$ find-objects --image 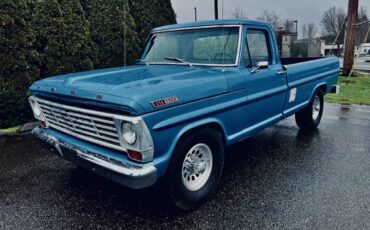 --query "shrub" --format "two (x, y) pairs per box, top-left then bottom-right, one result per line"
(82, 0), (141, 68)
(0, 0), (177, 128)
(0, 0), (40, 92)
(0, 89), (33, 128)
(33, 0), (96, 77)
